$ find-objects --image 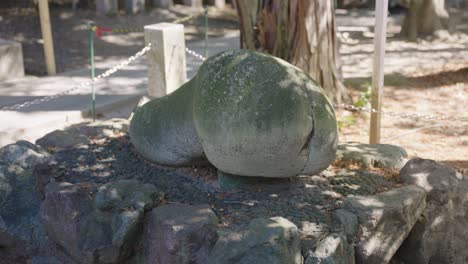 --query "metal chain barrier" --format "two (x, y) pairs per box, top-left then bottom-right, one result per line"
(0, 43), (152, 111)
(184, 48), (467, 123)
(185, 47), (207, 61)
(92, 11), (205, 36)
